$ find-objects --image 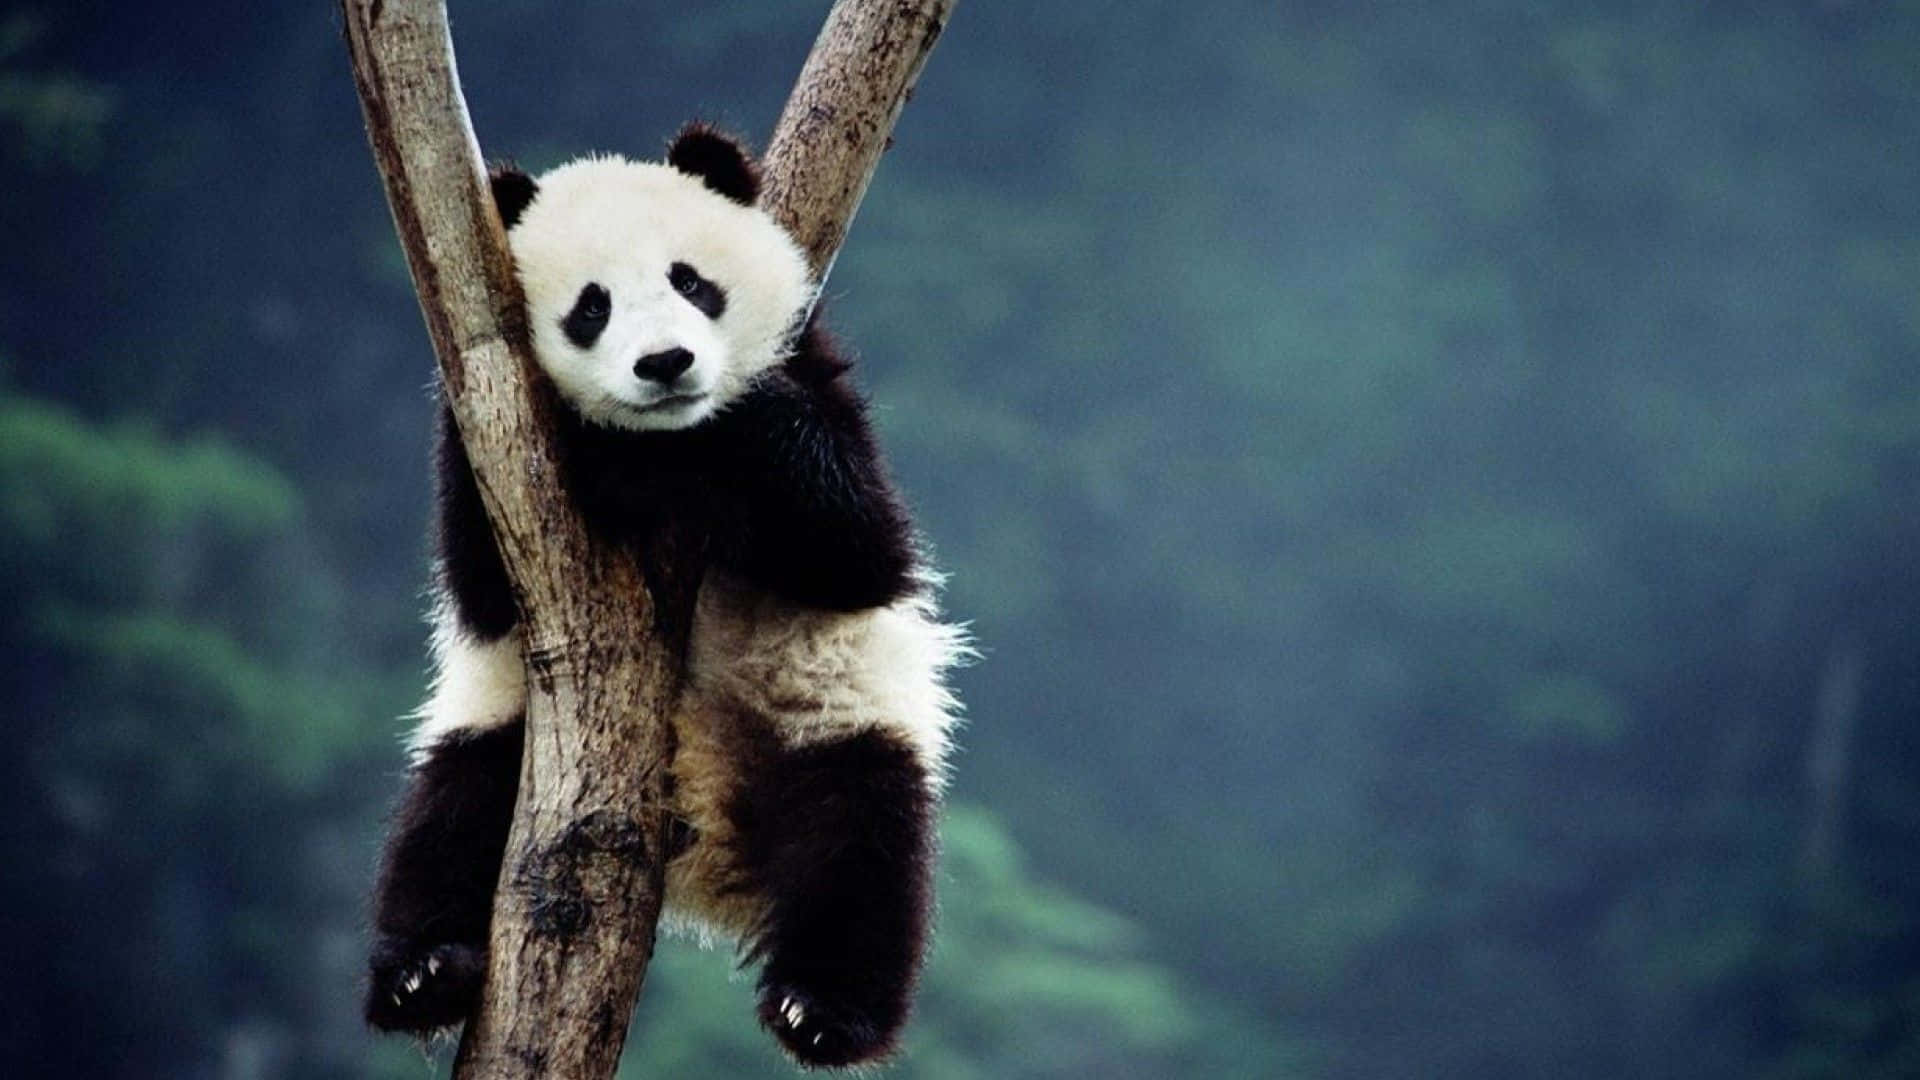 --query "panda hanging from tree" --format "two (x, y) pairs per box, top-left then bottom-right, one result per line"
(365, 123), (966, 1069)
